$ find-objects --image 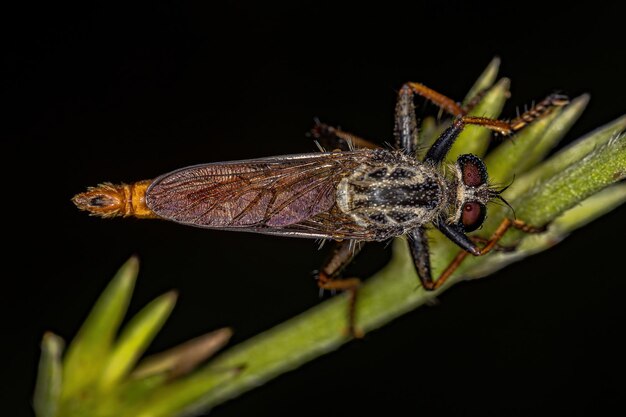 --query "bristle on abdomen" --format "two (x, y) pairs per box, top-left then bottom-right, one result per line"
(72, 180), (157, 218)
